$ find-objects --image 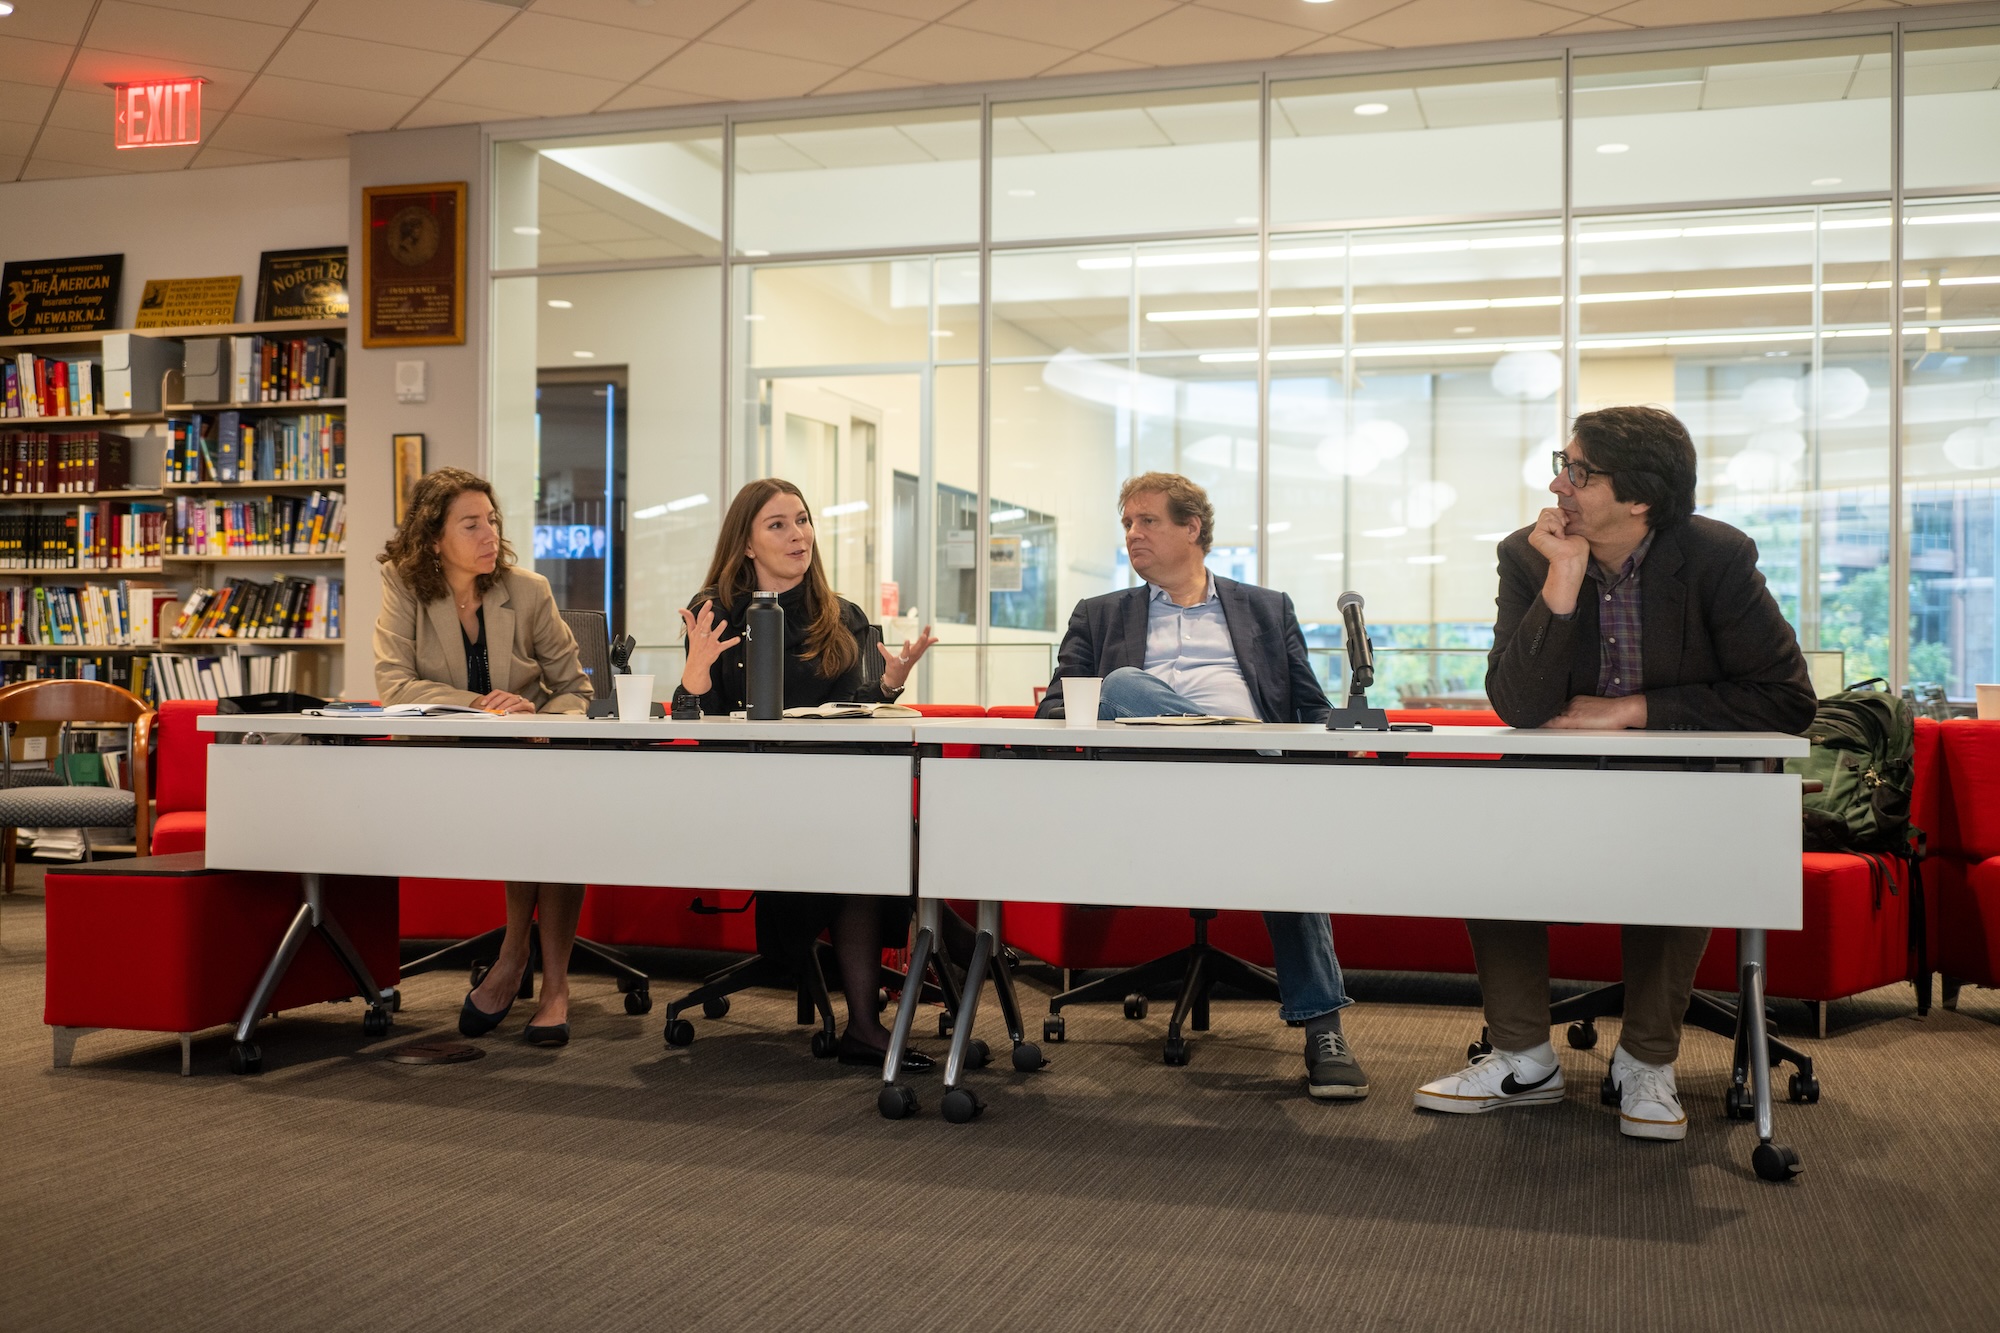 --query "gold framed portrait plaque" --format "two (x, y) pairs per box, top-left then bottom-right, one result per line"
(393, 434), (426, 525)
(362, 182), (466, 348)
